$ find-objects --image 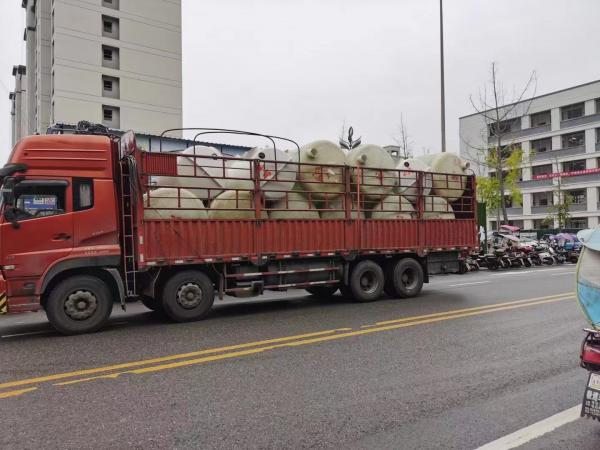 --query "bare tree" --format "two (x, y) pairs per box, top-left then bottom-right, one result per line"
(392, 113), (413, 159)
(463, 62), (537, 227)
